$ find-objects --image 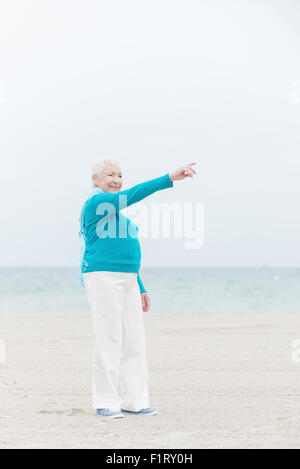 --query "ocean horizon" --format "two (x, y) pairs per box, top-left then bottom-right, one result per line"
(0, 266), (299, 315)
